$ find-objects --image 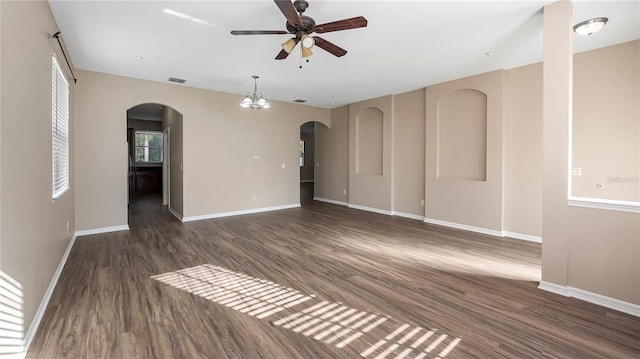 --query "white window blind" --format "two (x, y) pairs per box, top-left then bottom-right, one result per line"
(52, 56), (69, 199)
